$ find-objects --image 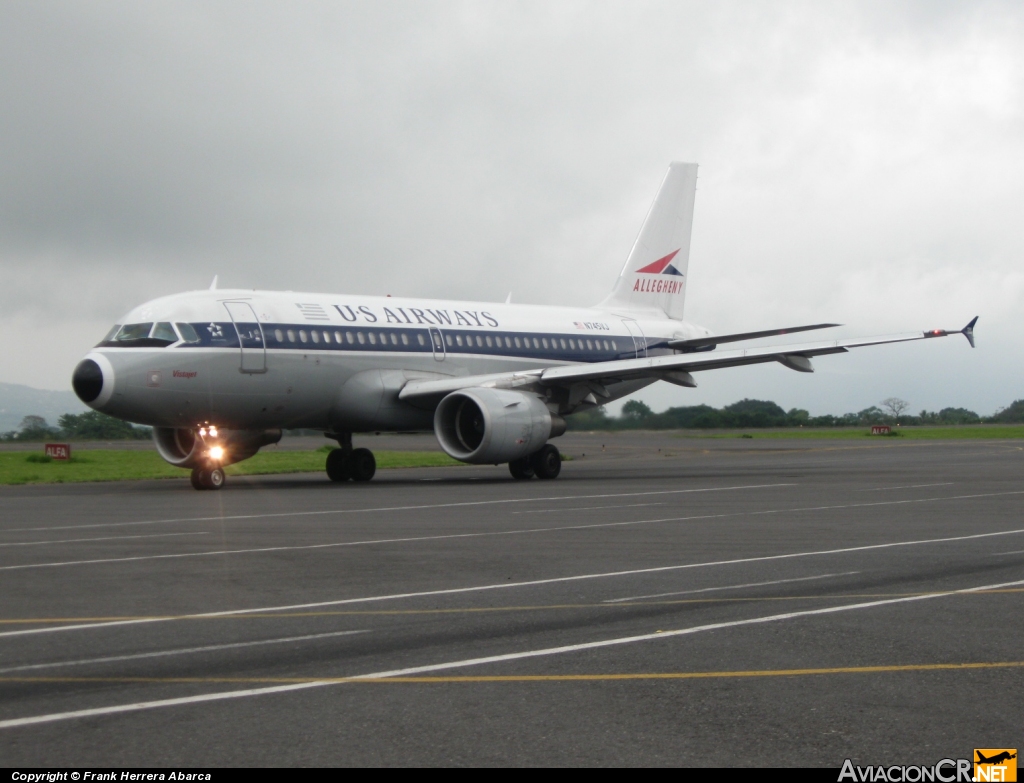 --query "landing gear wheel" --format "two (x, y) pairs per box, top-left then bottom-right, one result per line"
(203, 467), (226, 490)
(326, 449), (352, 482)
(508, 457), (535, 480)
(190, 468), (207, 490)
(530, 444), (561, 480)
(349, 448), (376, 482)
